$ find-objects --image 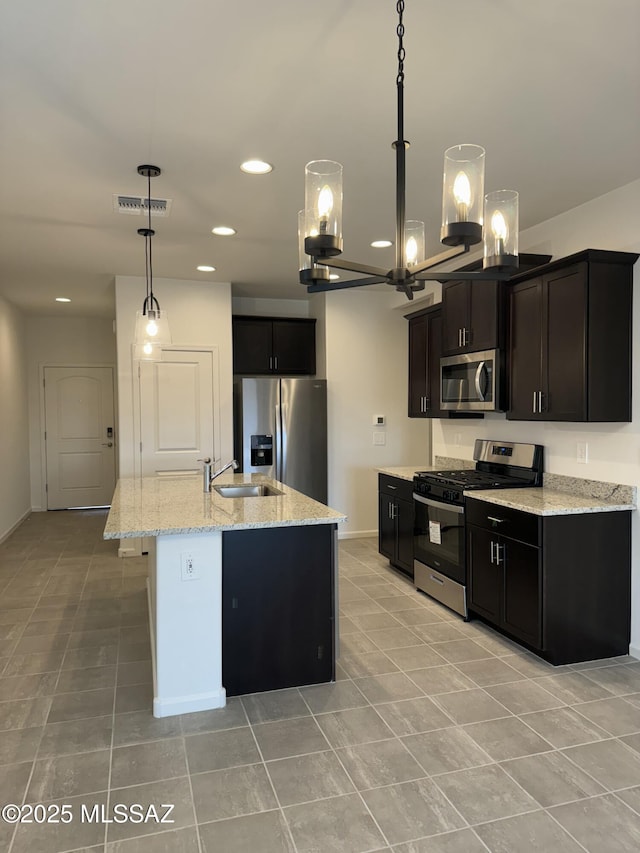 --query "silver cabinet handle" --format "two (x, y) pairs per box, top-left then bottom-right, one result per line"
(463, 328), (469, 346)
(413, 493), (465, 514)
(429, 574), (445, 585)
(538, 390), (543, 413)
(274, 356), (278, 370)
(487, 516), (505, 524)
(424, 395), (429, 411)
(387, 485), (397, 490)
(269, 356), (273, 370)
(532, 391), (537, 413)
(458, 328), (462, 348)
(490, 541), (496, 564)
(495, 543), (504, 566)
